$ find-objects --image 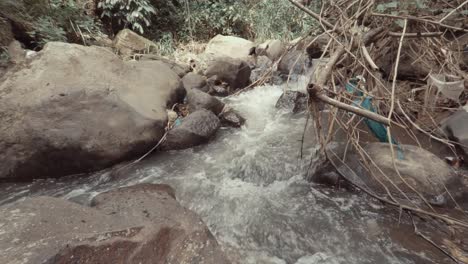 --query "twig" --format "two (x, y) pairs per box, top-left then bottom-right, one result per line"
(361, 46), (379, 70)
(286, 0), (340, 33)
(314, 92), (393, 126)
(410, 213), (462, 264)
(388, 31), (444, 38)
(396, 100), (454, 147)
(371, 12), (468, 32)
(439, 0), (468, 23)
